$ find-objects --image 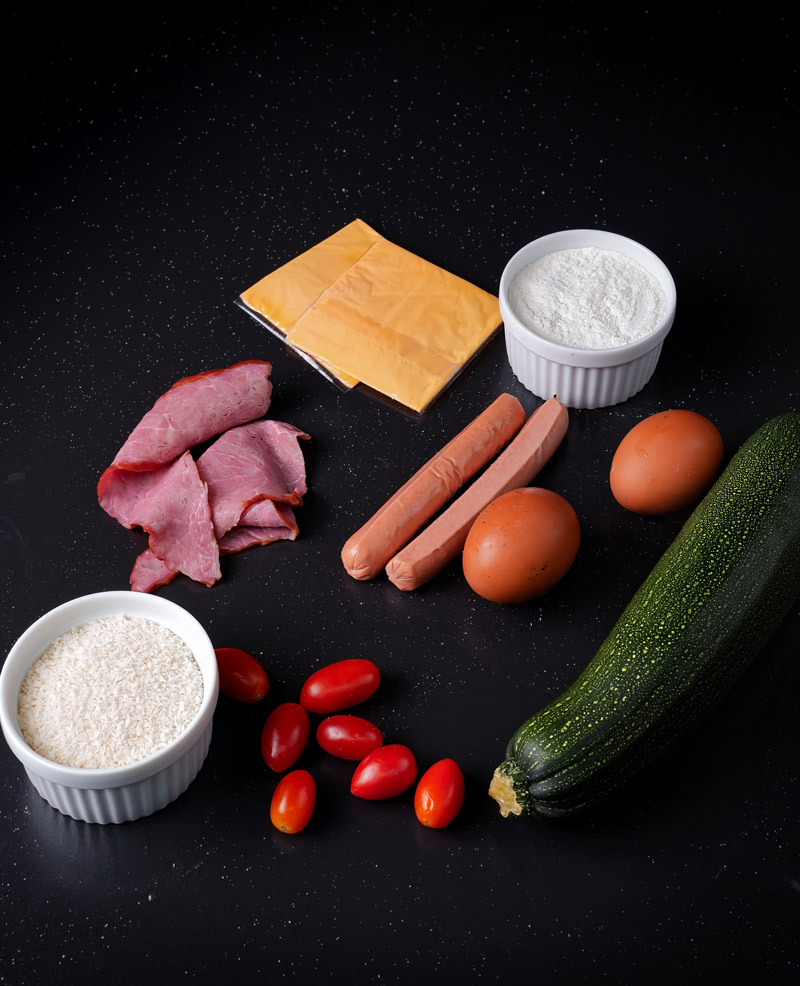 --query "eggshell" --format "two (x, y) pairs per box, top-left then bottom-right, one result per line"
(462, 487), (580, 604)
(610, 409), (723, 515)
